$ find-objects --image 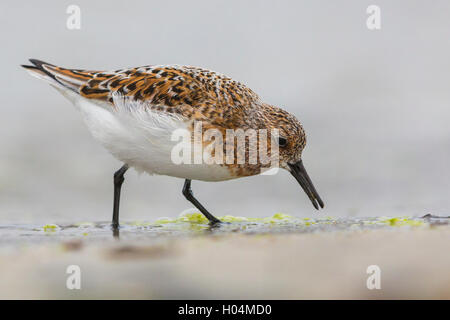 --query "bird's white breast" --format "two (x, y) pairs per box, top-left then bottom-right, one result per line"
(69, 93), (233, 182)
